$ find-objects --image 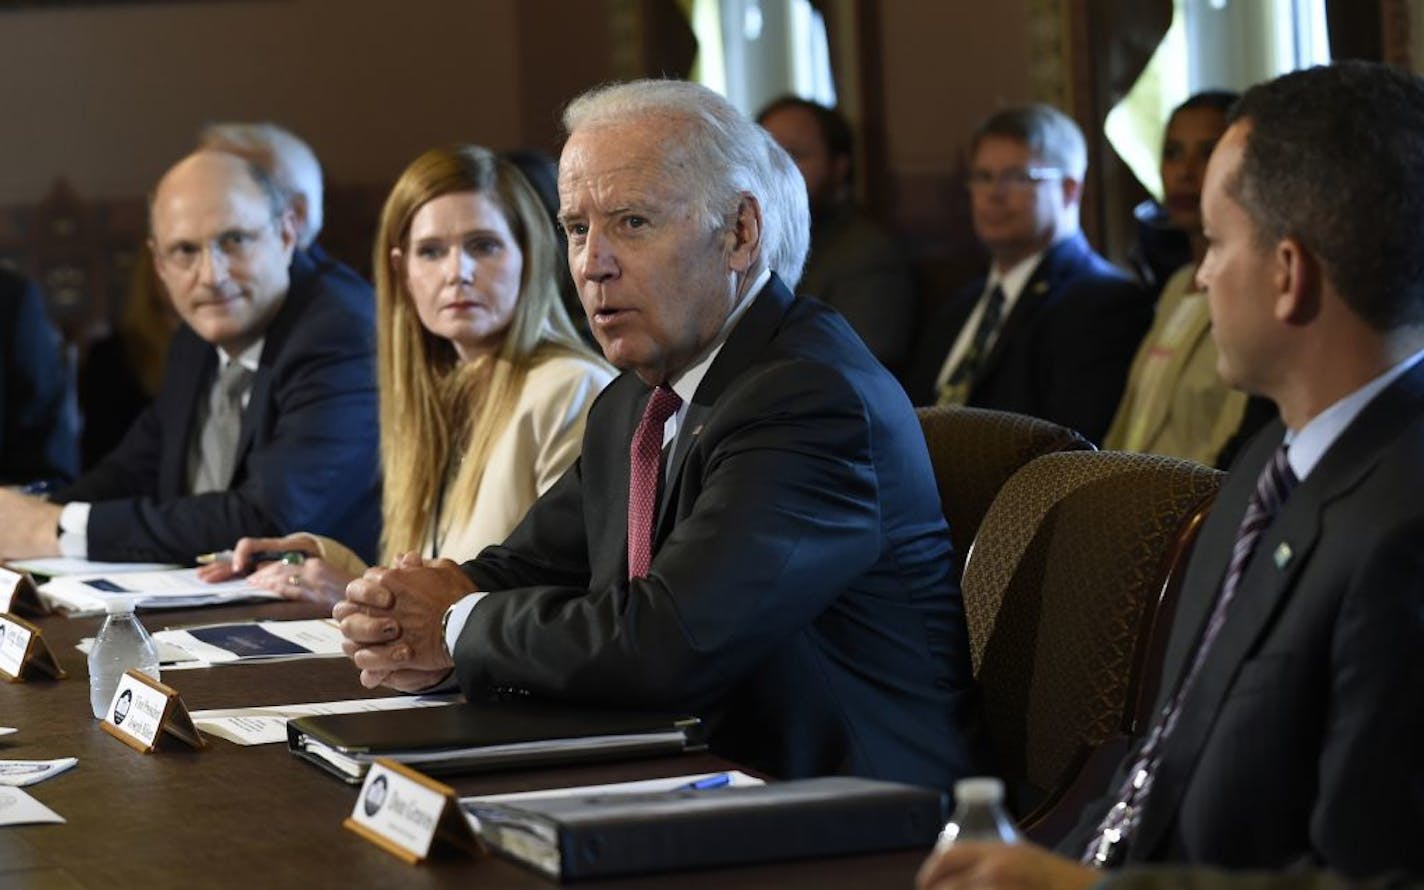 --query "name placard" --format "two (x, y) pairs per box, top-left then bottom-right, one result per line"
(0, 568), (47, 617)
(100, 670), (206, 754)
(0, 613), (65, 682)
(344, 758), (483, 864)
